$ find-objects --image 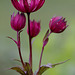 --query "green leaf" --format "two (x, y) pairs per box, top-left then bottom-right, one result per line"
(35, 59), (70, 75)
(10, 62), (33, 75)
(24, 62), (33, 75)
(10, 66), (25, 75)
